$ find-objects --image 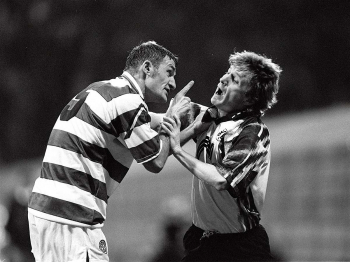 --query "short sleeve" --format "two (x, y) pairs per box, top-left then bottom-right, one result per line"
(214, 124), (269, 197)
(111, 94), (161, 163)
